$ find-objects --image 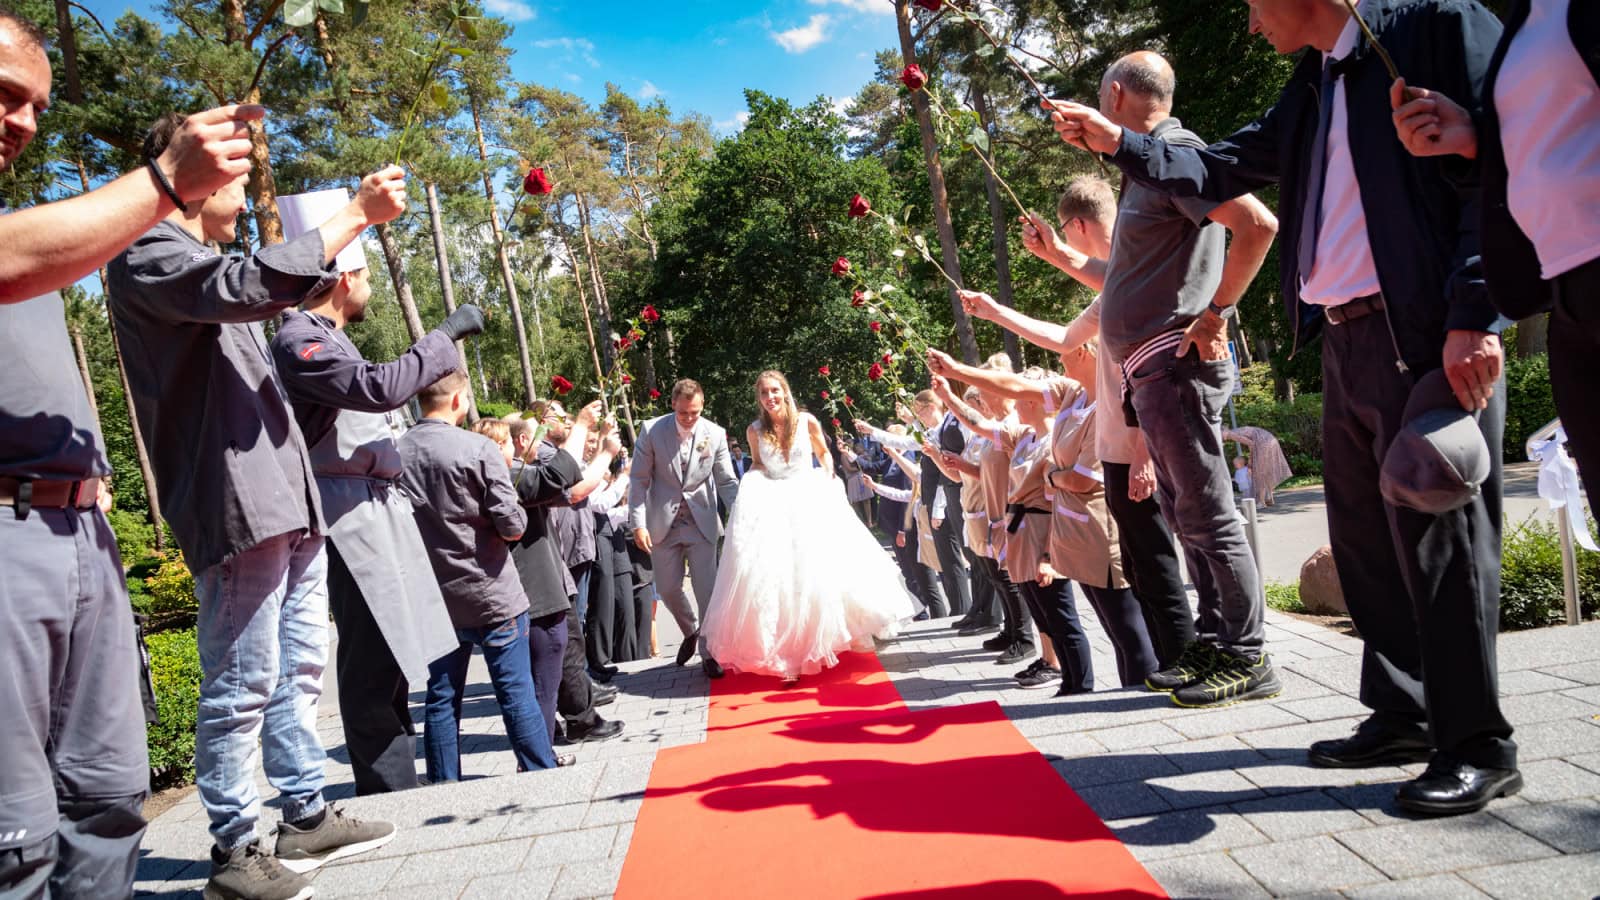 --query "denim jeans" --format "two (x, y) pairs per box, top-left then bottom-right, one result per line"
(425, 613), (557, 782)
(193, 531), (329, 852)
(1127, 345), (1264, 656)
